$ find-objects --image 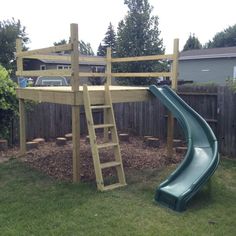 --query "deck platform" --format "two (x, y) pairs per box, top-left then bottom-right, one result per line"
(16, 86), (151, 105)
